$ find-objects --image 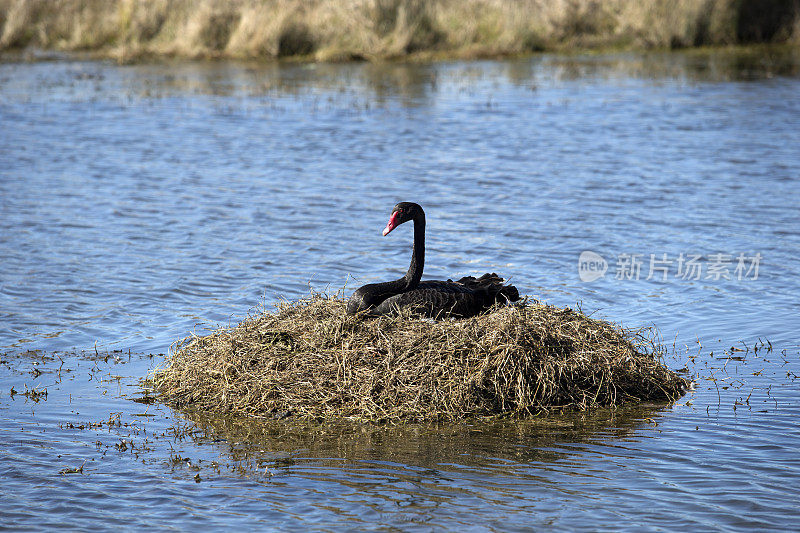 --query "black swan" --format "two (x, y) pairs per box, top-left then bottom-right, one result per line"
(346, 202), (520, 318)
